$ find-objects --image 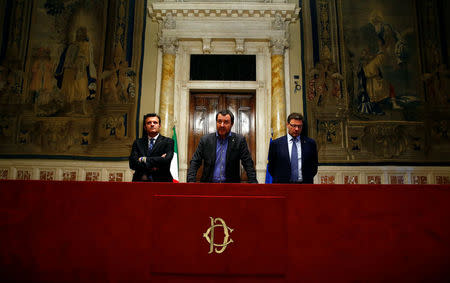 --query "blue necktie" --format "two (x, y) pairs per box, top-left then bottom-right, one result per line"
(149, 138), (155, 152)
(291, 138), (299, 182)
